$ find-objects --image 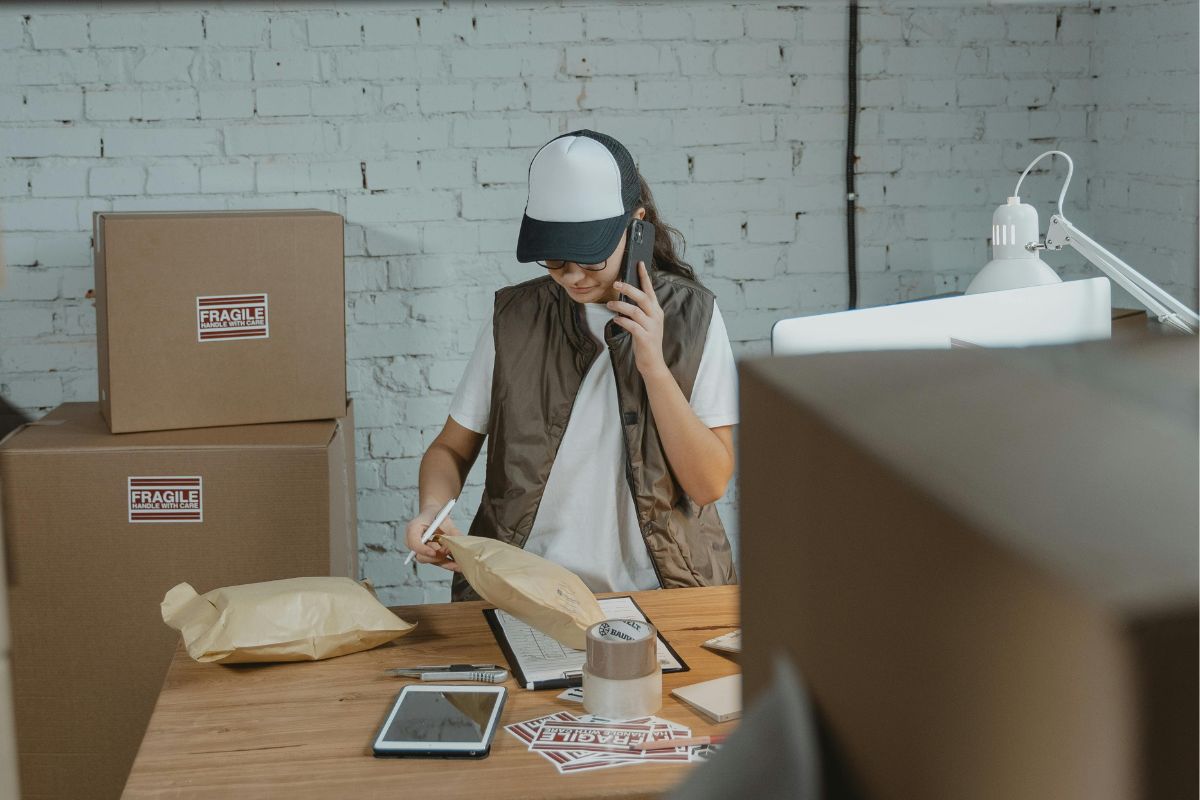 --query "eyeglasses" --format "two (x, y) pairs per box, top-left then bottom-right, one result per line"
(536, 258), (609, 271)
